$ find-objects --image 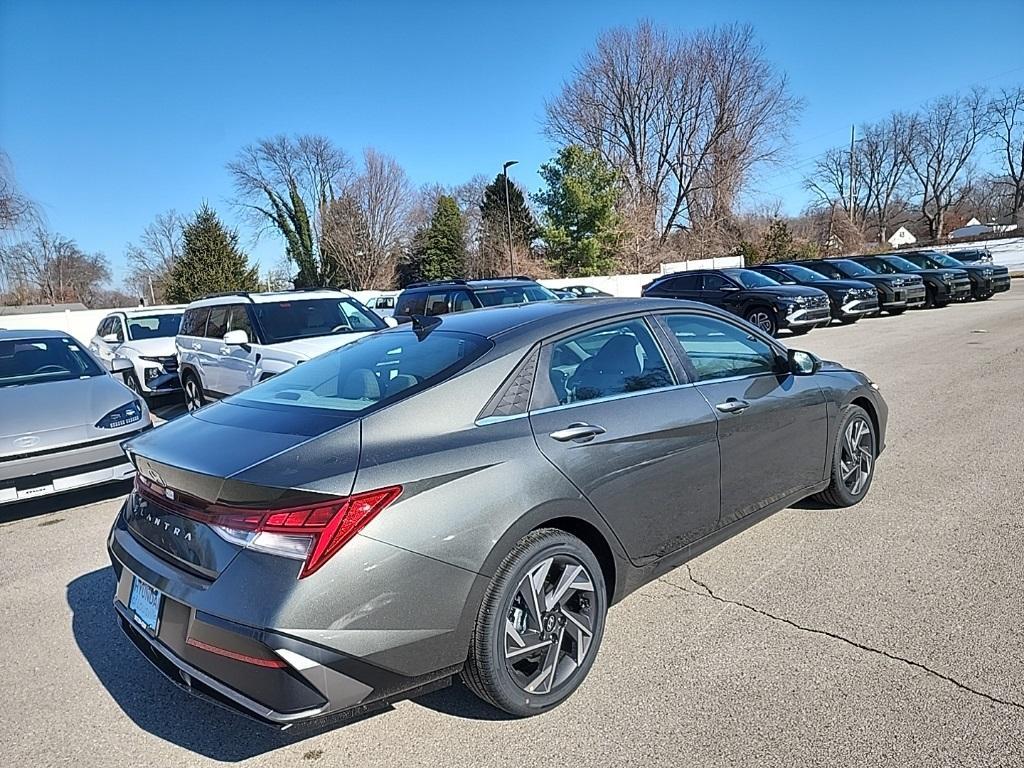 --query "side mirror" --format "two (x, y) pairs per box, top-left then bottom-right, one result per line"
(110, 357), (134, 374)
(788, 349), (821, 376)
(223, 329), (249, 346)
(102, 333), (120, 344)
(383, 316), (399, 328)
